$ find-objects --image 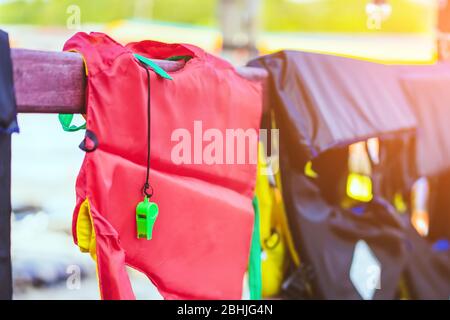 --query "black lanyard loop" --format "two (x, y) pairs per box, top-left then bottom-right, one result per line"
(141, 65), (153, 199)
